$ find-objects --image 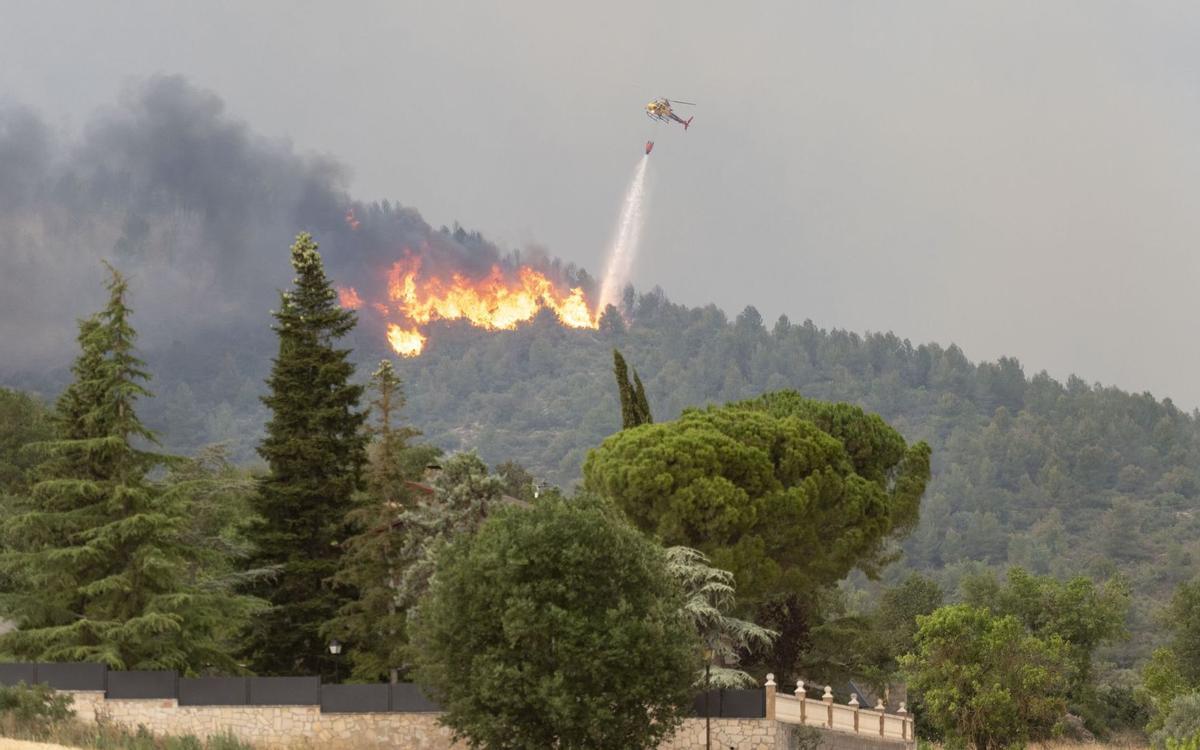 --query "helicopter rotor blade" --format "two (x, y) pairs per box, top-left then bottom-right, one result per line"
(669, 99), (696, 106)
